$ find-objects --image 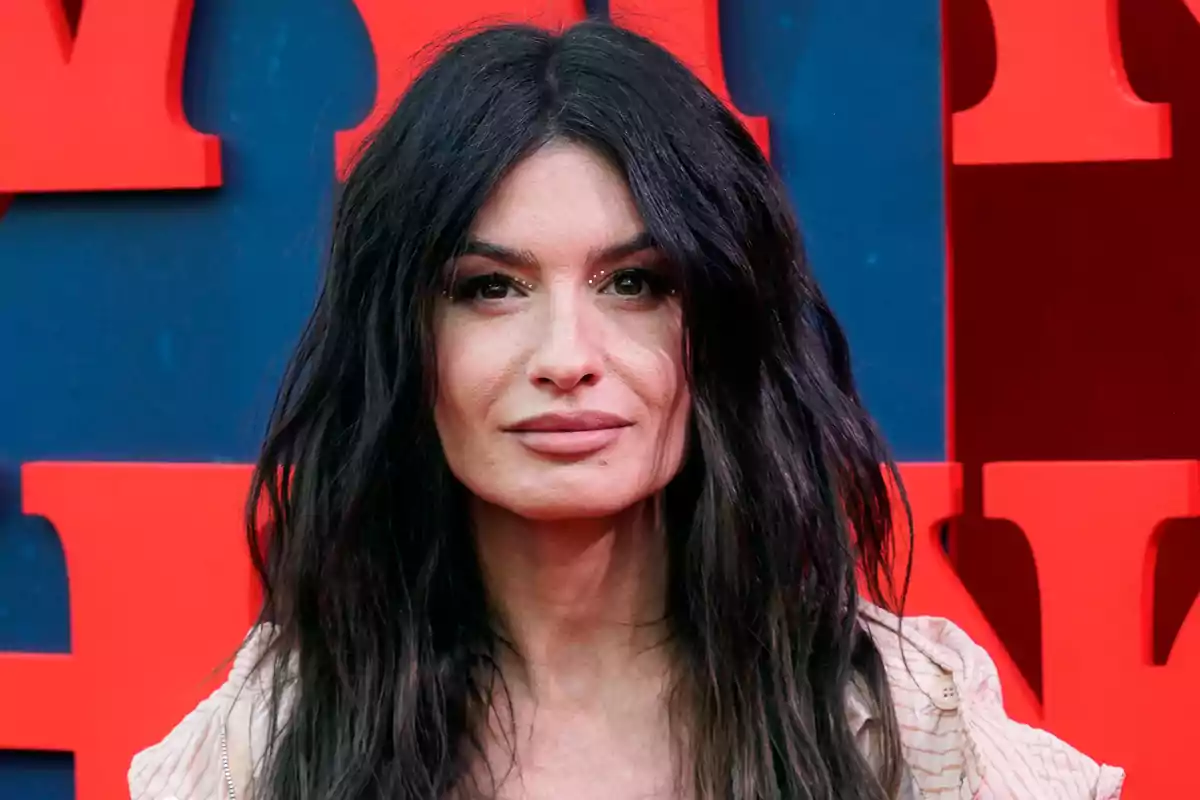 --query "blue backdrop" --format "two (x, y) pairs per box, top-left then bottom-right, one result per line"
(0, 1), (944, 795)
